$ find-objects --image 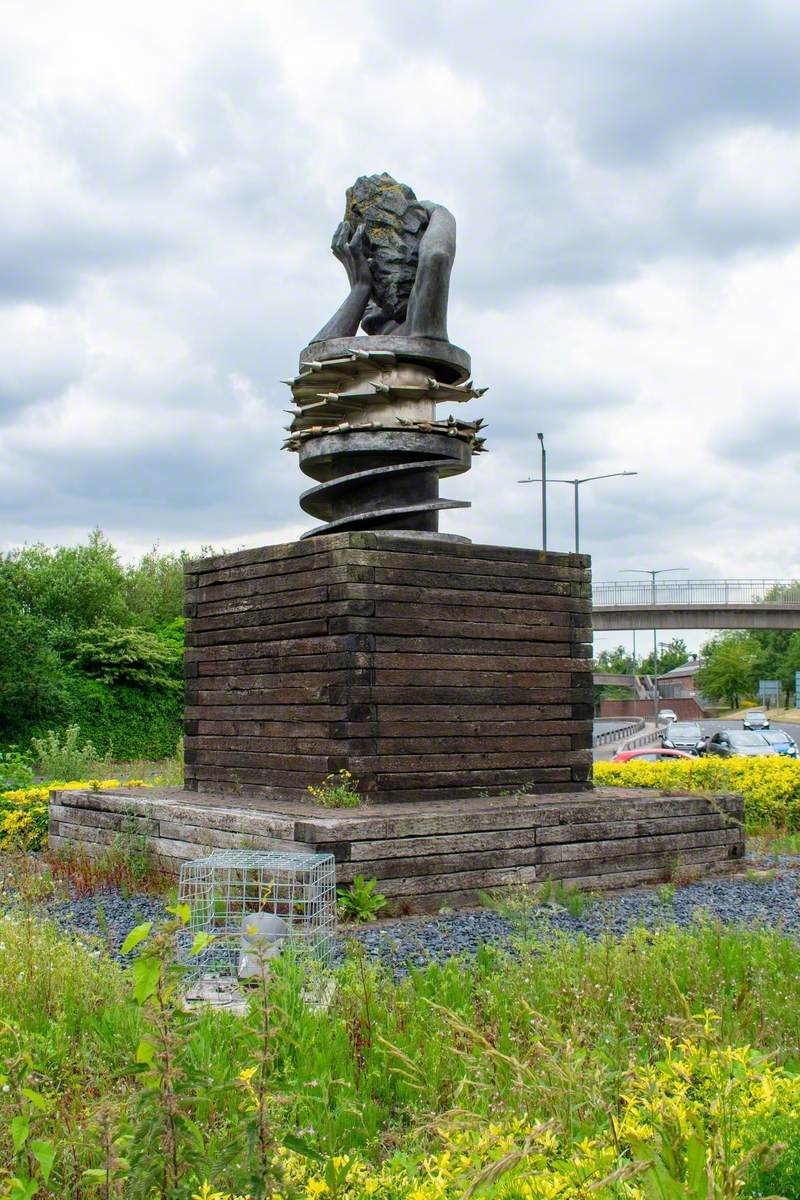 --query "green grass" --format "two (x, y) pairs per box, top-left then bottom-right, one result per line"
(483, 877), (597, 924)
(749, 828), (800, 857)
(96, 740), (184, 786)
(3, 909), (800, 1197)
